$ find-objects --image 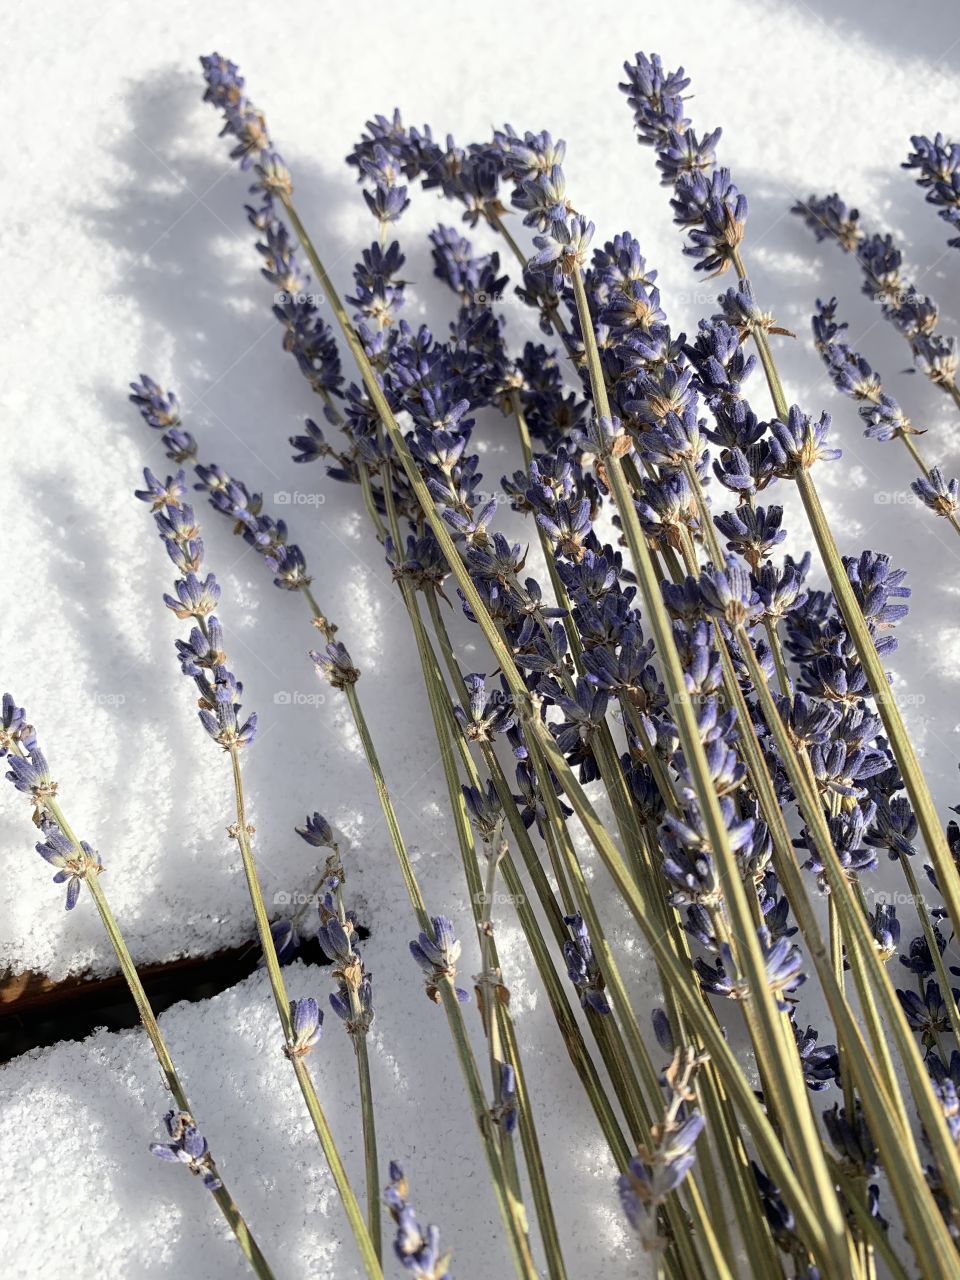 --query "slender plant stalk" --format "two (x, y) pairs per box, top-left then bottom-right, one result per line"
(277, 192), (865, 1275)
(226, 747), (384, 1279)
(733, 639), (960, 1278)
(333, 870), (382, 1259)
(334, 685), (538, 1279)
(567, 266), (859, 1279)
(732, 246), (960, 950)
(19, 773), (276, 1279)
(391, 554), (558, 1276)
